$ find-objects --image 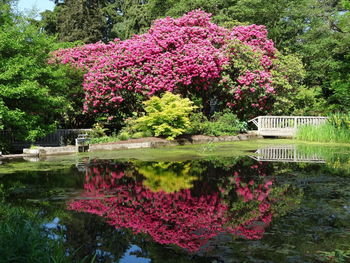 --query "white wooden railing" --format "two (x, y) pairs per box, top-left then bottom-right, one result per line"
(250, 145), (325, 163)
(248, 116), (327, 136)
